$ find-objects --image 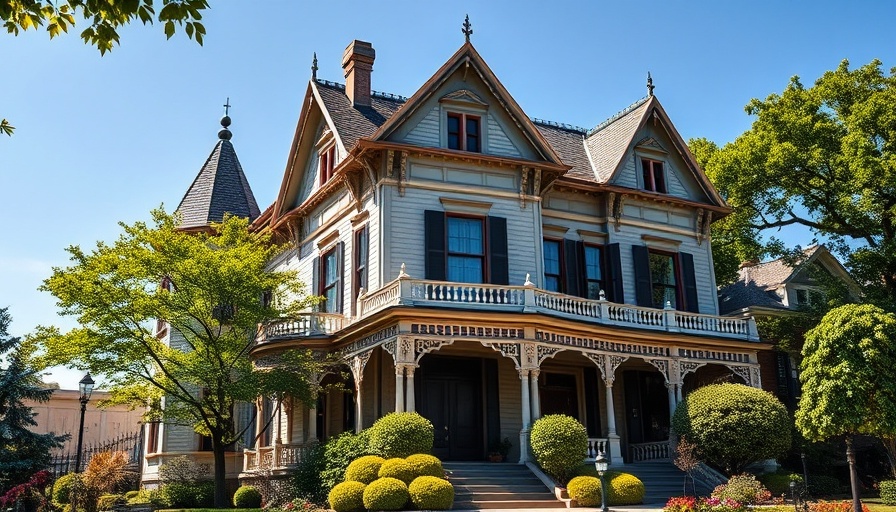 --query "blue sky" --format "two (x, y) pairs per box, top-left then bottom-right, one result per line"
(1, 0), (892, 389)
